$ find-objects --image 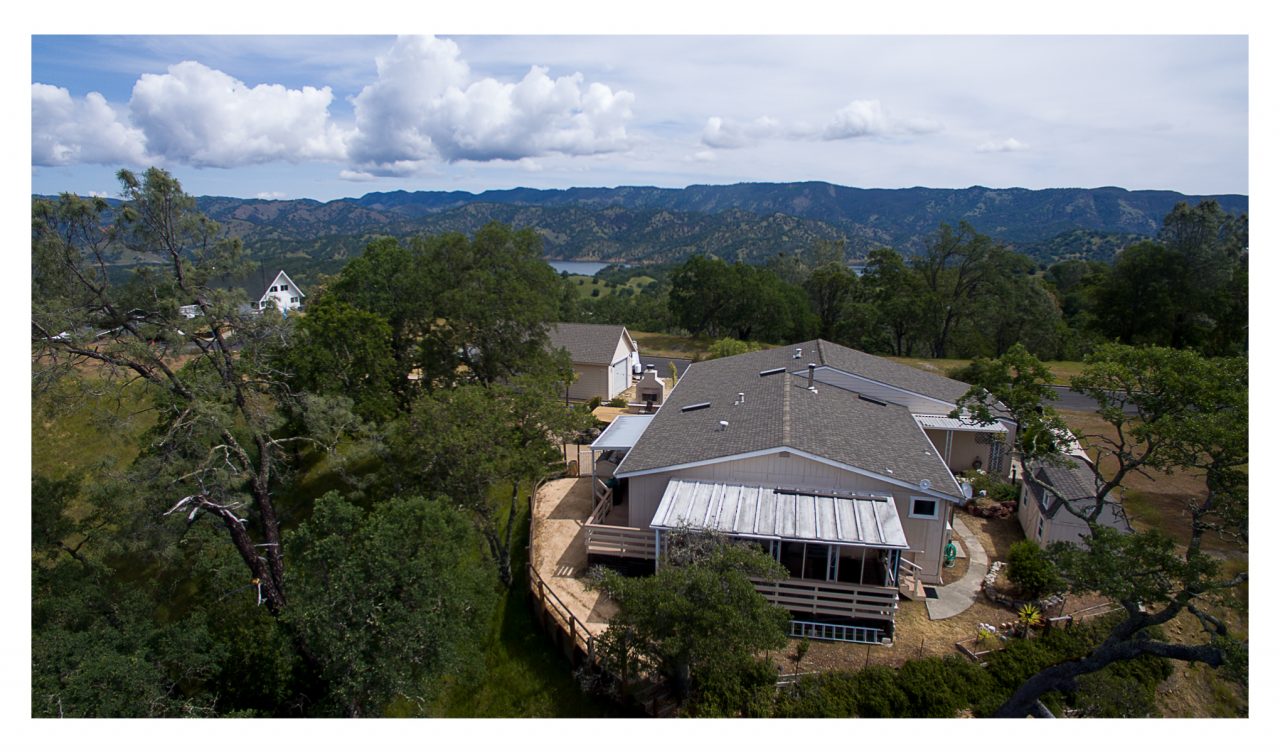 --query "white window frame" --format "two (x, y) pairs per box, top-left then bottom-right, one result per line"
(909, 496), (940, 520)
